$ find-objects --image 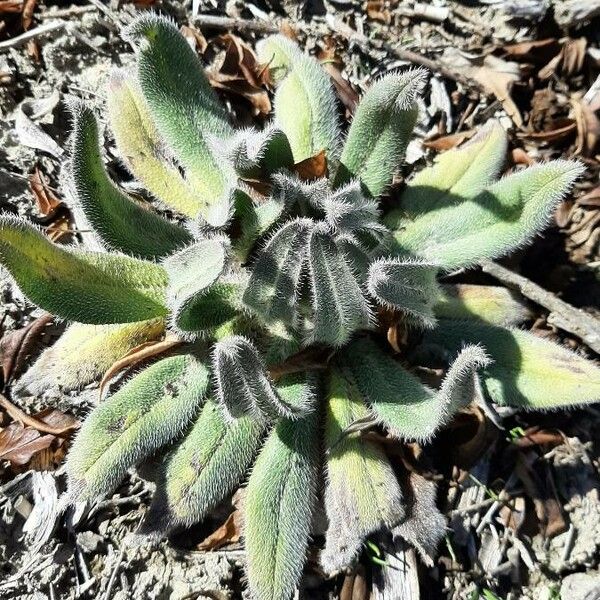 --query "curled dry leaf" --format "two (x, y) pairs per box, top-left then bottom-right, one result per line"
(539, 38), (587, 80)
(0, 423), (54, 467)
(0, 313), (52, 385)
(29, 166), (63, 218)
(422, 129), (476, 152)
(197, 509), (242, 550)
(208, 33), (271, 116)
(180, 24), (207, 55)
